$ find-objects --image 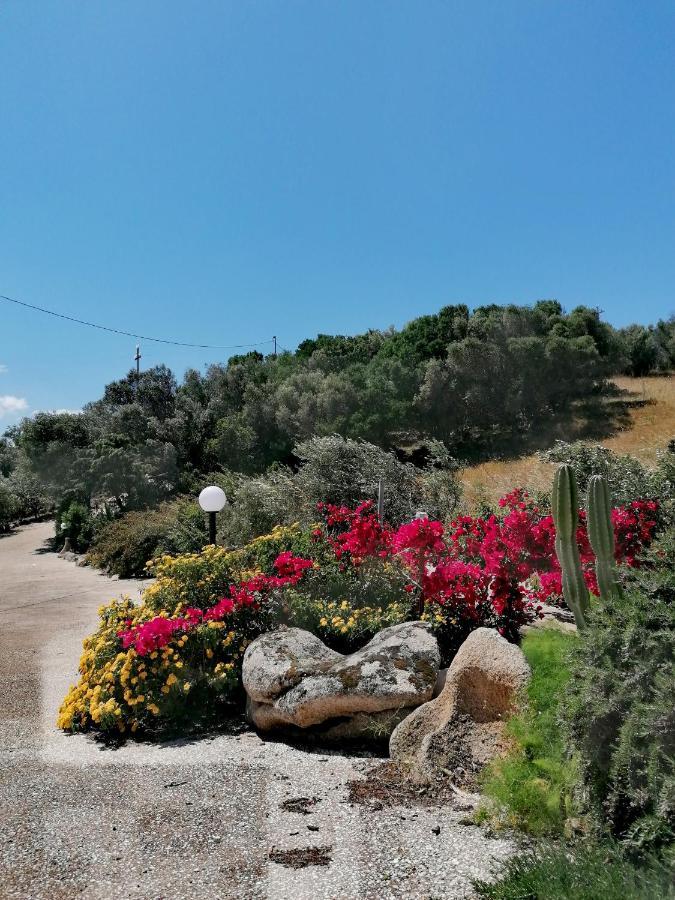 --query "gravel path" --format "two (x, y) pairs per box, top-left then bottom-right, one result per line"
(0, 522), (515, 899)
